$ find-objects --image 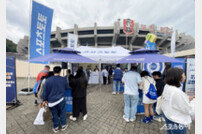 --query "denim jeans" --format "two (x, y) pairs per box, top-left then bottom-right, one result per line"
(113, 80), (121, 93)
(49, 99), (66, 129)
(124, 94), (139, 120)
(163, 113), (187, 134)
